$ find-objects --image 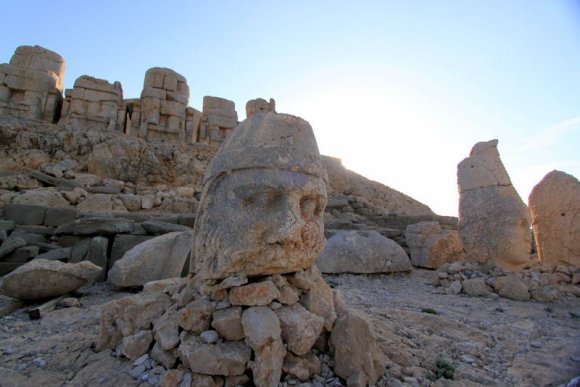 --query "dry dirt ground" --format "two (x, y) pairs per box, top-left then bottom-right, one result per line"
(0, 269), (579, 387)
